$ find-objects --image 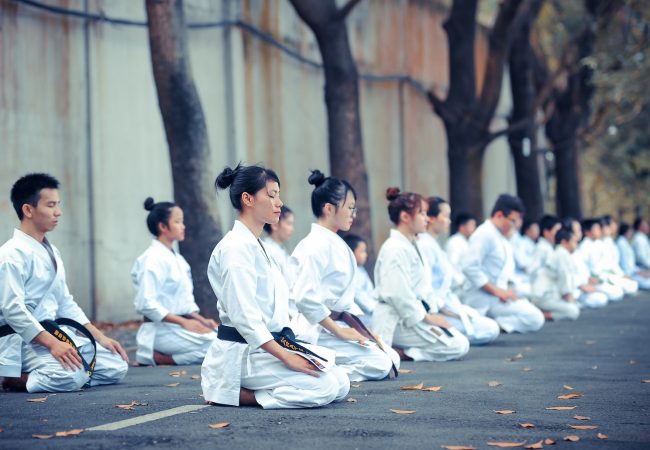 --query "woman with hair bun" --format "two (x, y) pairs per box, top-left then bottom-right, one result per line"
(131, 198), (218, 366)
(202, 164), (350, 409)
(290, 170), (399, 382)
(373, 188), (470, 362)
